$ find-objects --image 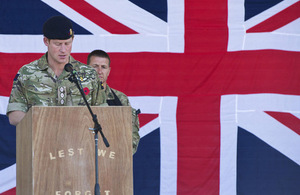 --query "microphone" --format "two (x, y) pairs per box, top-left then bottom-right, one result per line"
(64, 63), (77, 75)
(64, 63), (80, 84)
